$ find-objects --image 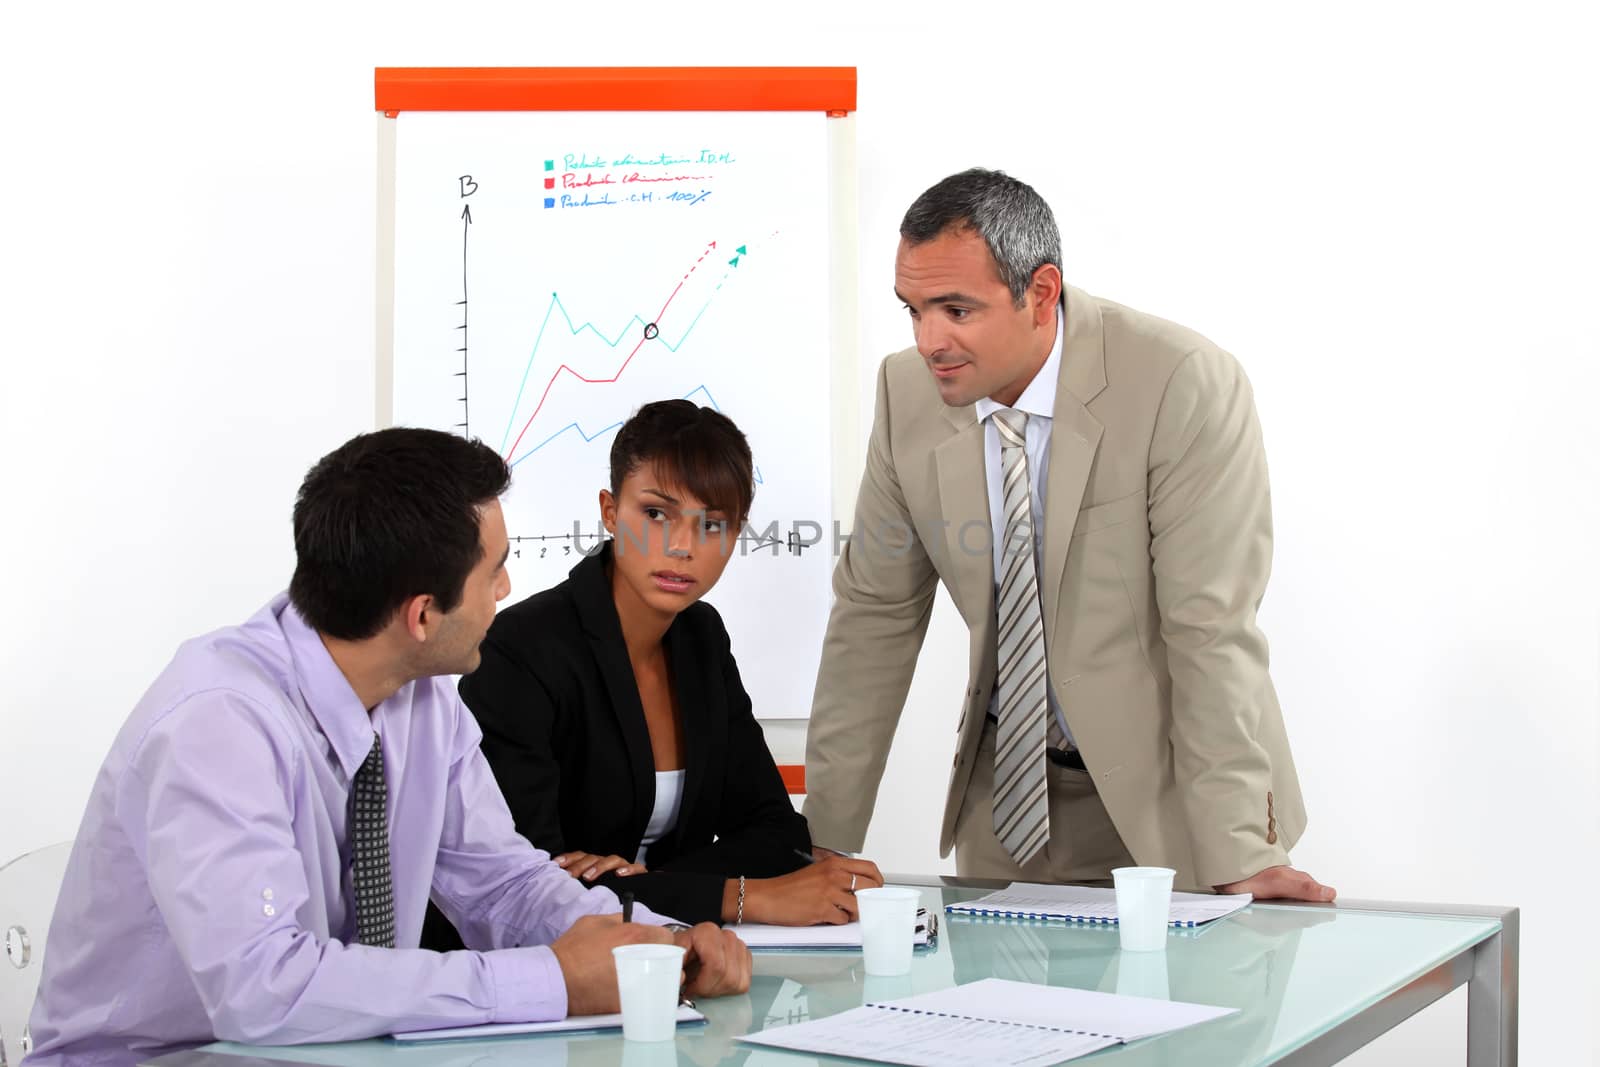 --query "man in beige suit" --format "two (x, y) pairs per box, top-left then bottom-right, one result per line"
(804, 169), (1333, 900)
